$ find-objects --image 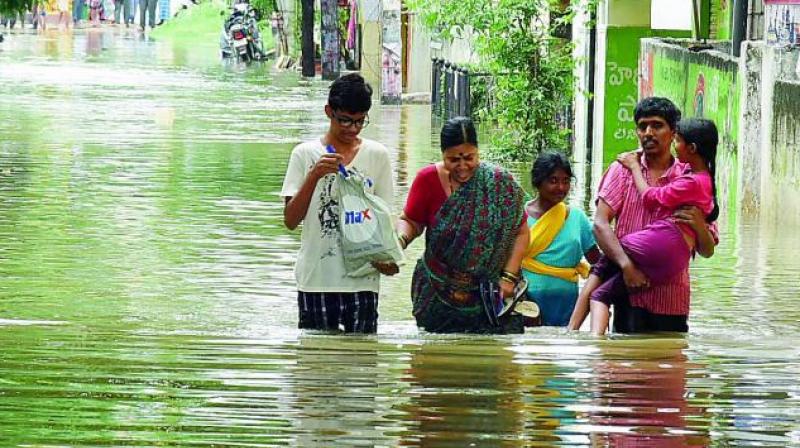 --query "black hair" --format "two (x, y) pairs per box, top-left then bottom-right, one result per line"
(440, 116), (478, 151)
(328, 73), (373, 113)
(634, 97), (682, 130)
(531, 151), (573, 188)
(676, 118), (720, 223)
